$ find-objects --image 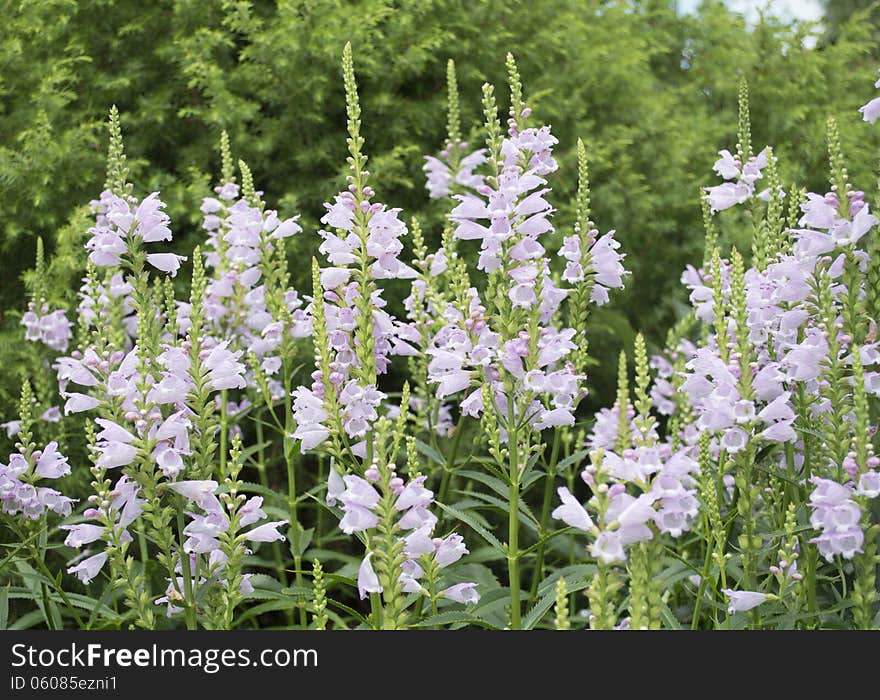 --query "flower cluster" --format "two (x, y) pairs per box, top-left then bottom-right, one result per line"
(191, 181), (309, 397)
(86, 190), (186, 276)
(0, 441), (73, 520)
(293, 190), (420, 453)
(423, 145), (486, 199)
(21, 303), (72, 353)
(704, 147), (770, 213)
(554, 444), (700, 563)
(327, 467), (479, 604)
(64, 474), (143, 583)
